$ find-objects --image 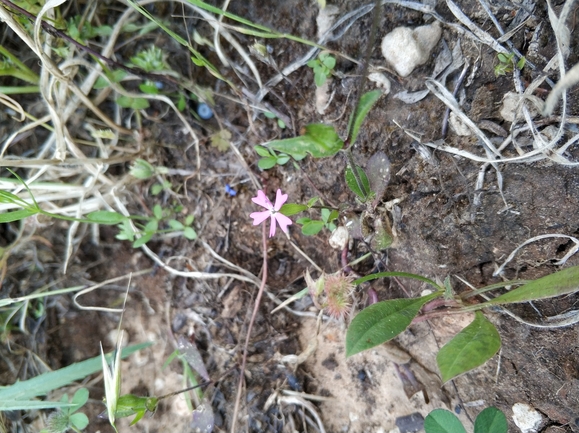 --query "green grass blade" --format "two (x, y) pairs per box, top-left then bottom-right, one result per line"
(0, 400), (74, 410)
(484, 265), (579, 306)
(0, 208), (37, 223)
(0, 342), (152, 402)
(353, 271), (443, 291)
